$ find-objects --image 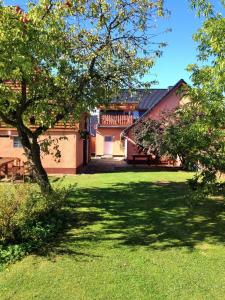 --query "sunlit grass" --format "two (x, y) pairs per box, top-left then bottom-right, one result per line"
(1, 171), (225, 300)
